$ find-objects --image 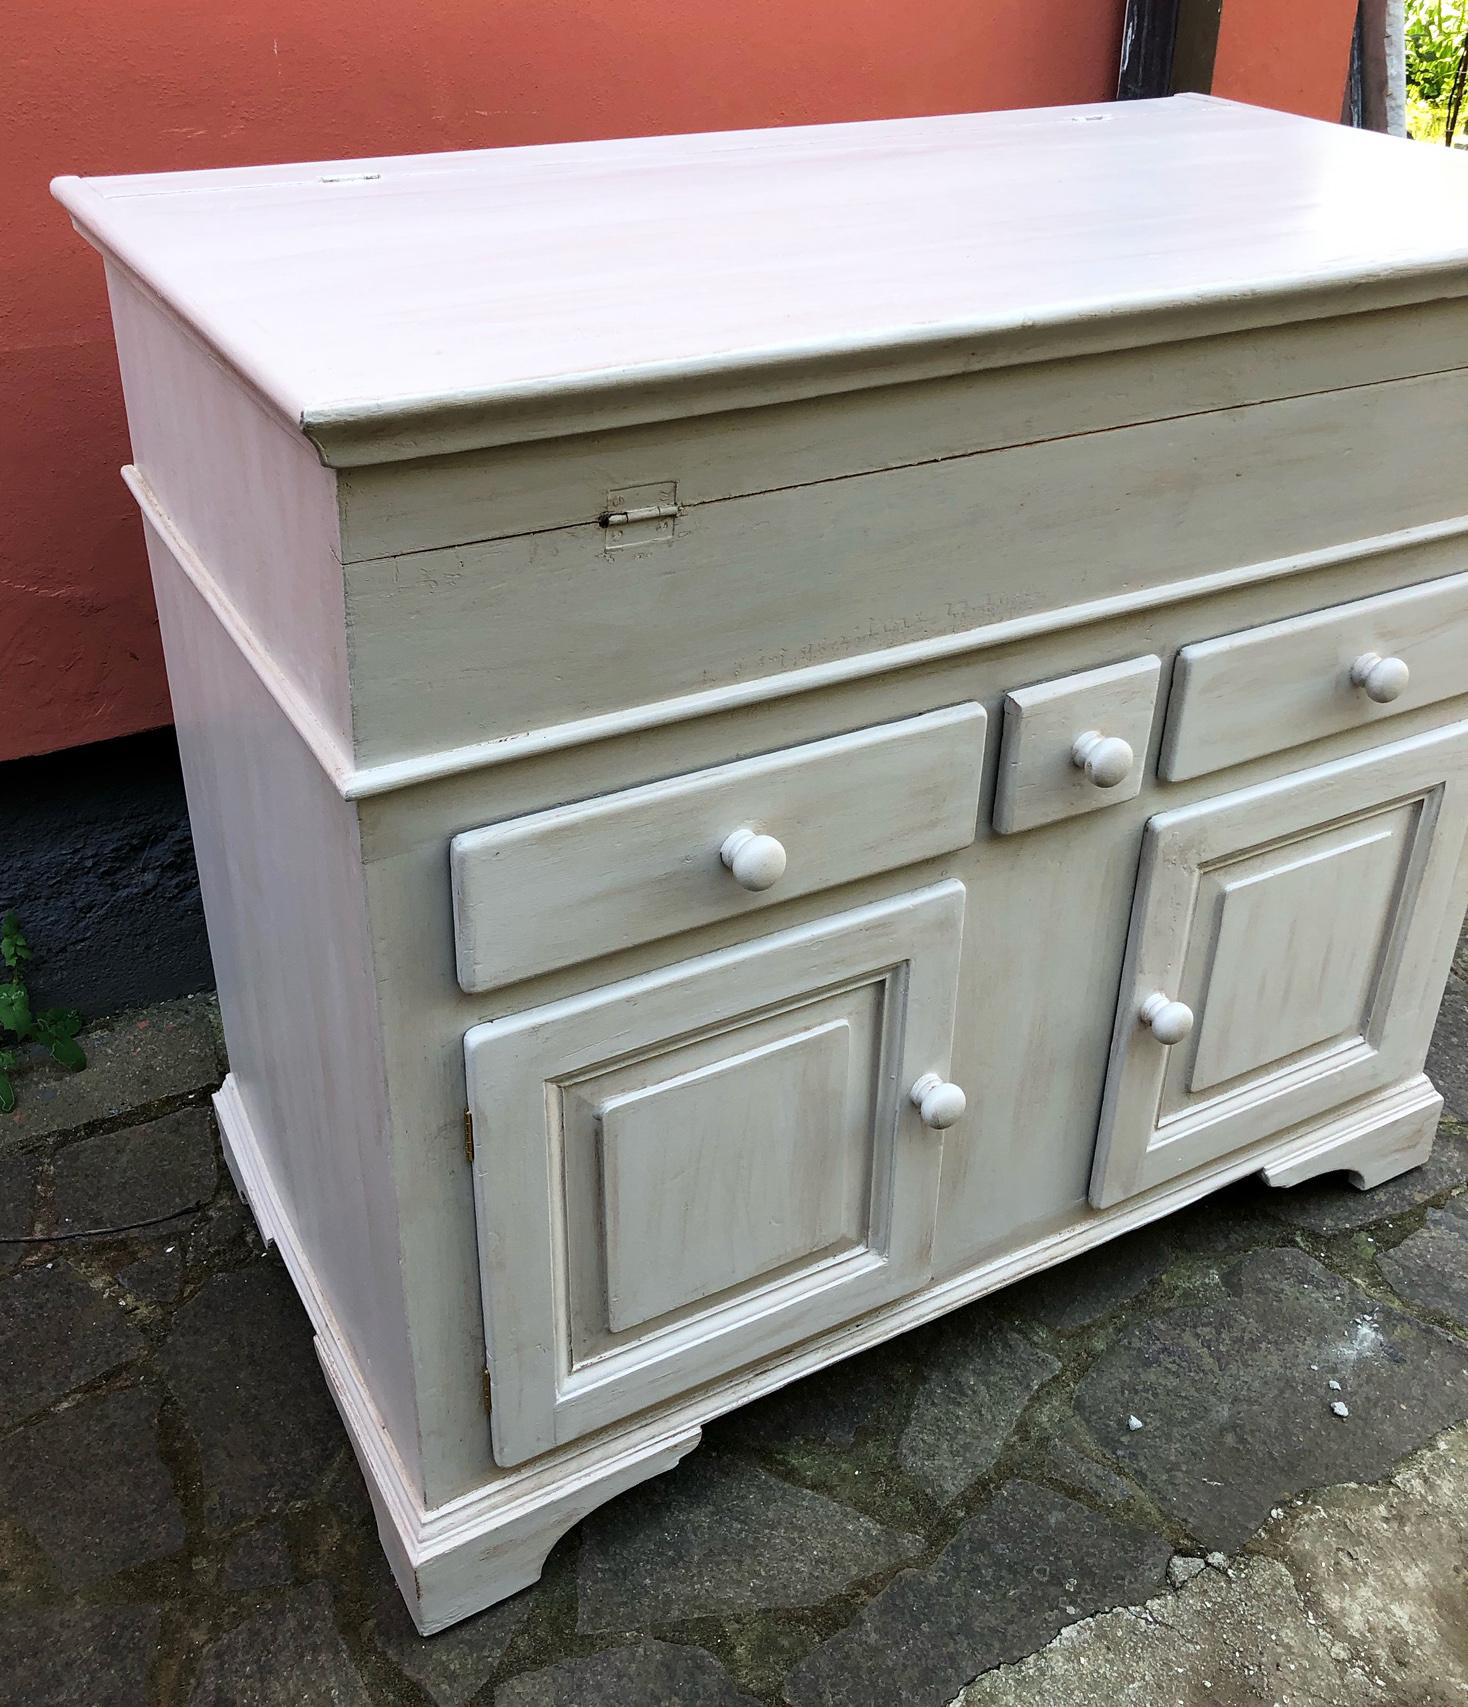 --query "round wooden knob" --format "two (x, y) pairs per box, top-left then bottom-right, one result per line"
(1071, 730), (1135, 789)
(720, 828), (787, 892)
(1140, 992), (1194, 1045)
(909, 1072), (966, 1129)
(1350, 652), (1410, 704)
